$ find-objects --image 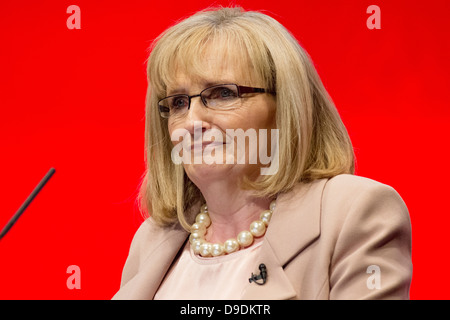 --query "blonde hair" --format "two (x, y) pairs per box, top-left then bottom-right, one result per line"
(139, 7), (355, 230)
